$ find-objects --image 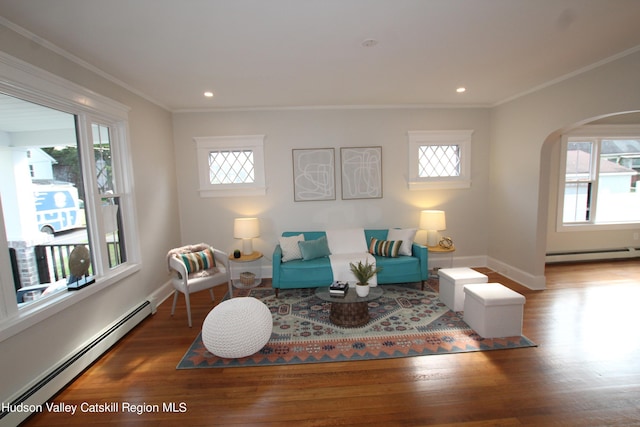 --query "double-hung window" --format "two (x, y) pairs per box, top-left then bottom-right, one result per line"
(558, 126), (640, 230)
(194, 135), (266, 197)
(0, 52), (139, 332)
(407, 130), (473, 190)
